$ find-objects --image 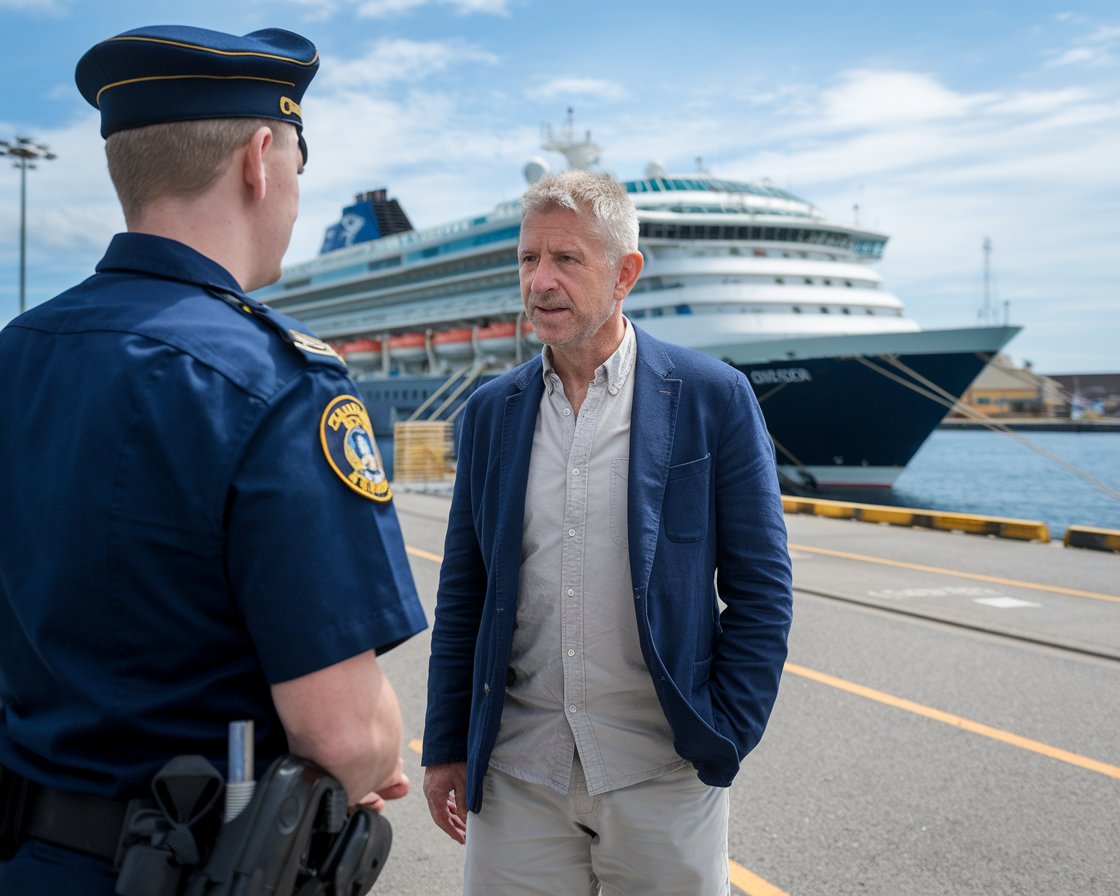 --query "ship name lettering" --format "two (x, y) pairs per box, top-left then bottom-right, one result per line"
(749, 368), (812, 385)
